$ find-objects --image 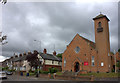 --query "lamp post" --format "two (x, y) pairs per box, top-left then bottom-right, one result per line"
(114, 50), (116, 73)
(34, 40), (41, 52)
